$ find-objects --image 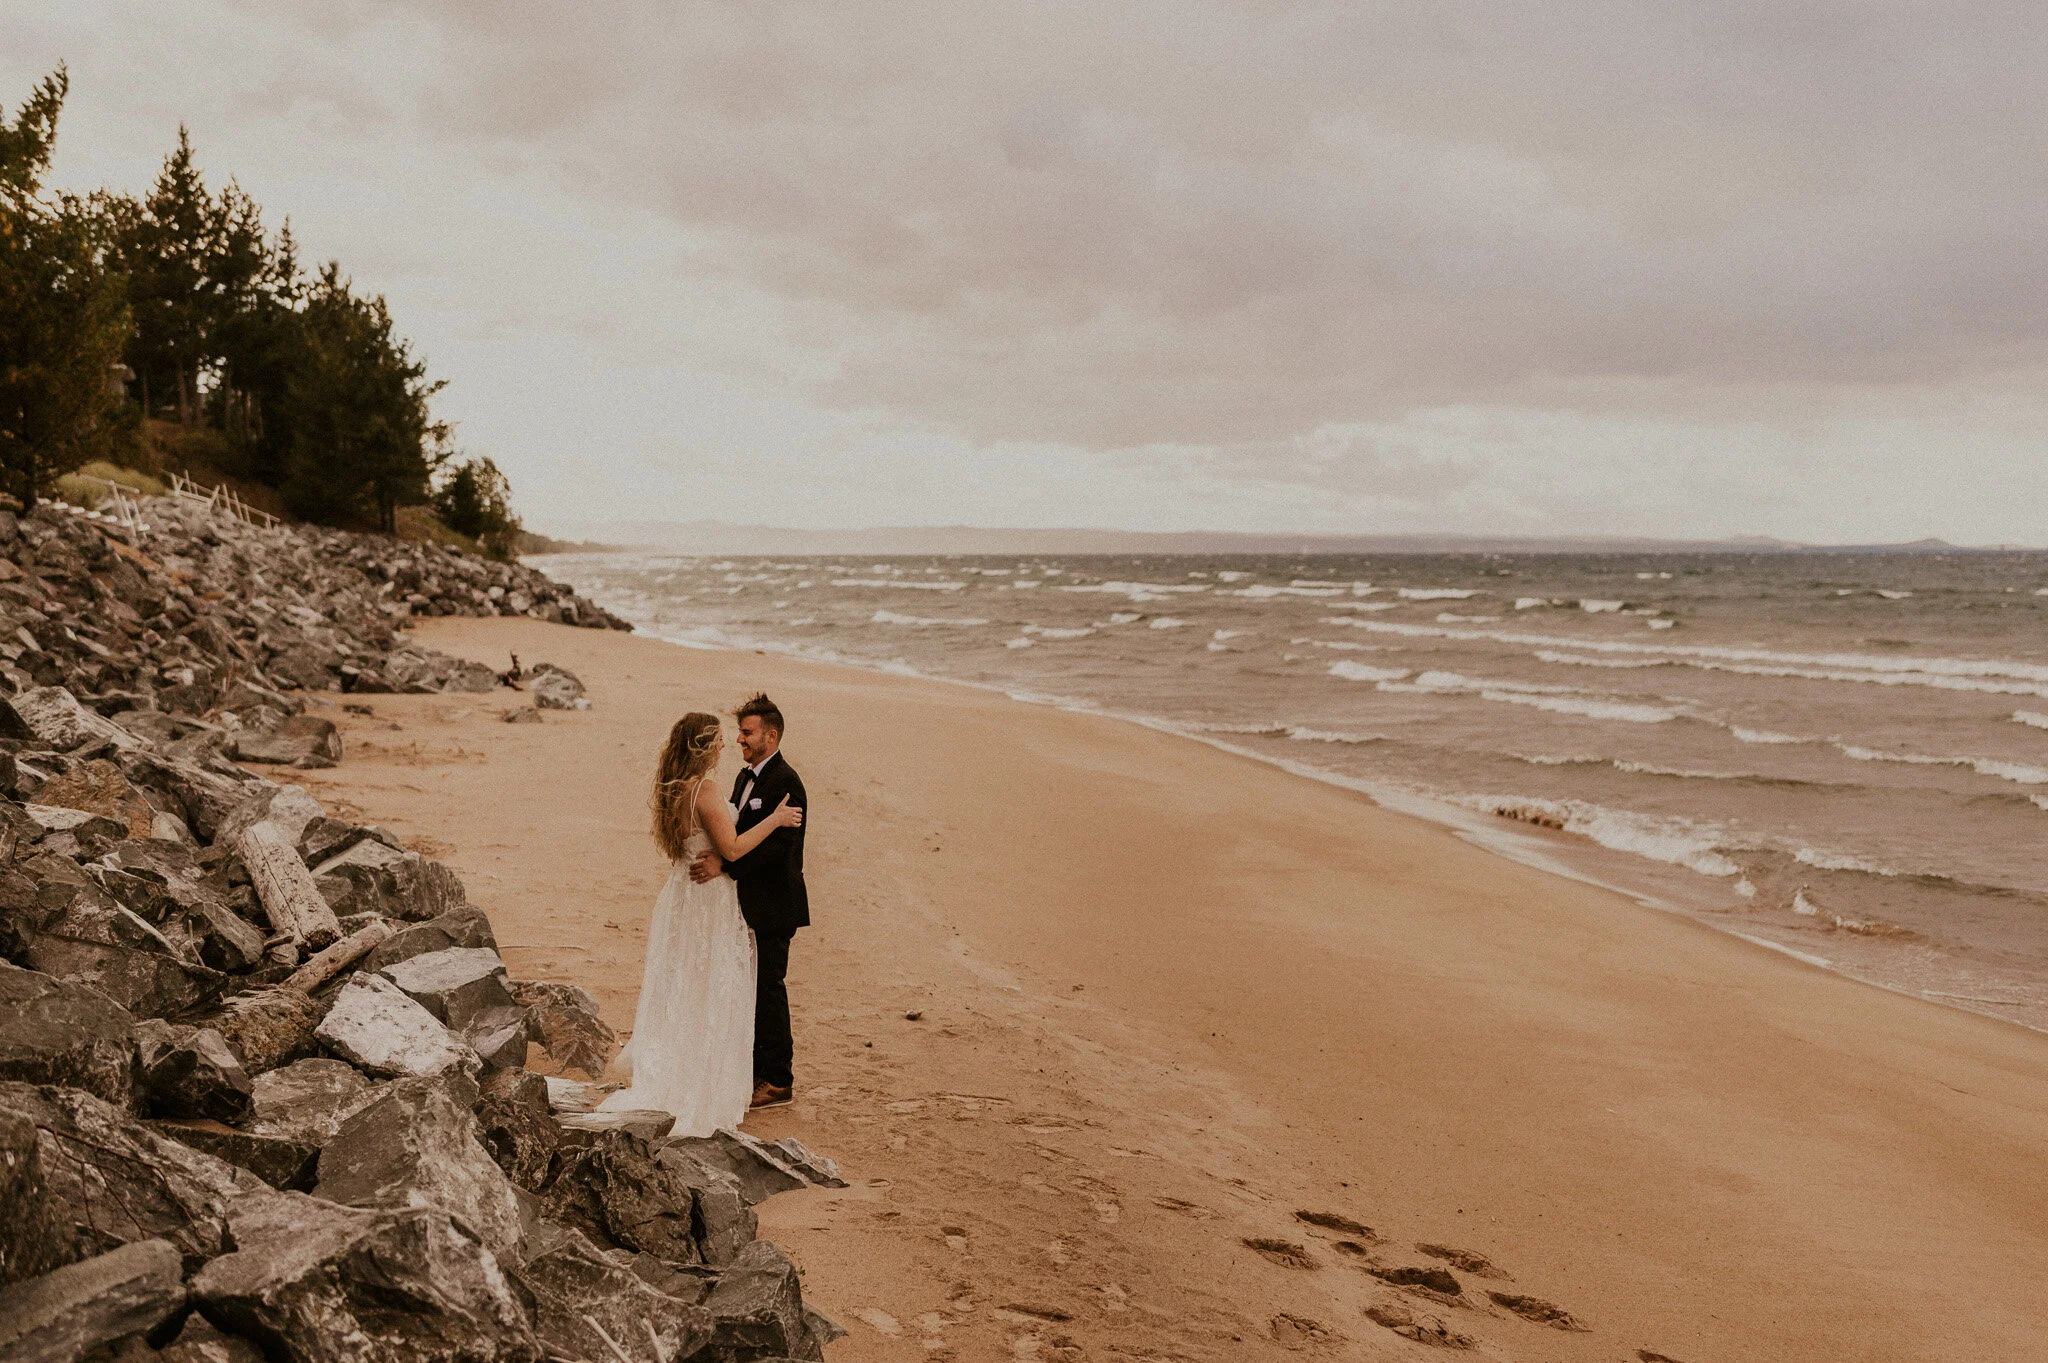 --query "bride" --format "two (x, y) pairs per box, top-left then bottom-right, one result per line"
(599, 711), (803, 1134)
